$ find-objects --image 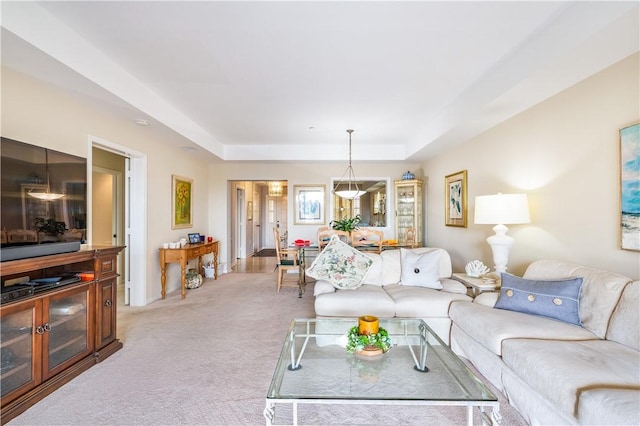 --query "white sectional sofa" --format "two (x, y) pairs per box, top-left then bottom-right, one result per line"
(449, 260), (640, 425)
(313, 247), (472, 344)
